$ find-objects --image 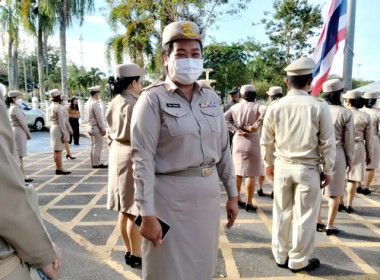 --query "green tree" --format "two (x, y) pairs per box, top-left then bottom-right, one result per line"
(261, 0), (322, 63)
